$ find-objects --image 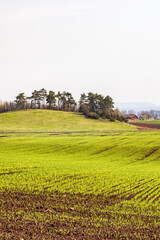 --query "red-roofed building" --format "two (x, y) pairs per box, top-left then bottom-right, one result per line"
(125, 114), (139, 120)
